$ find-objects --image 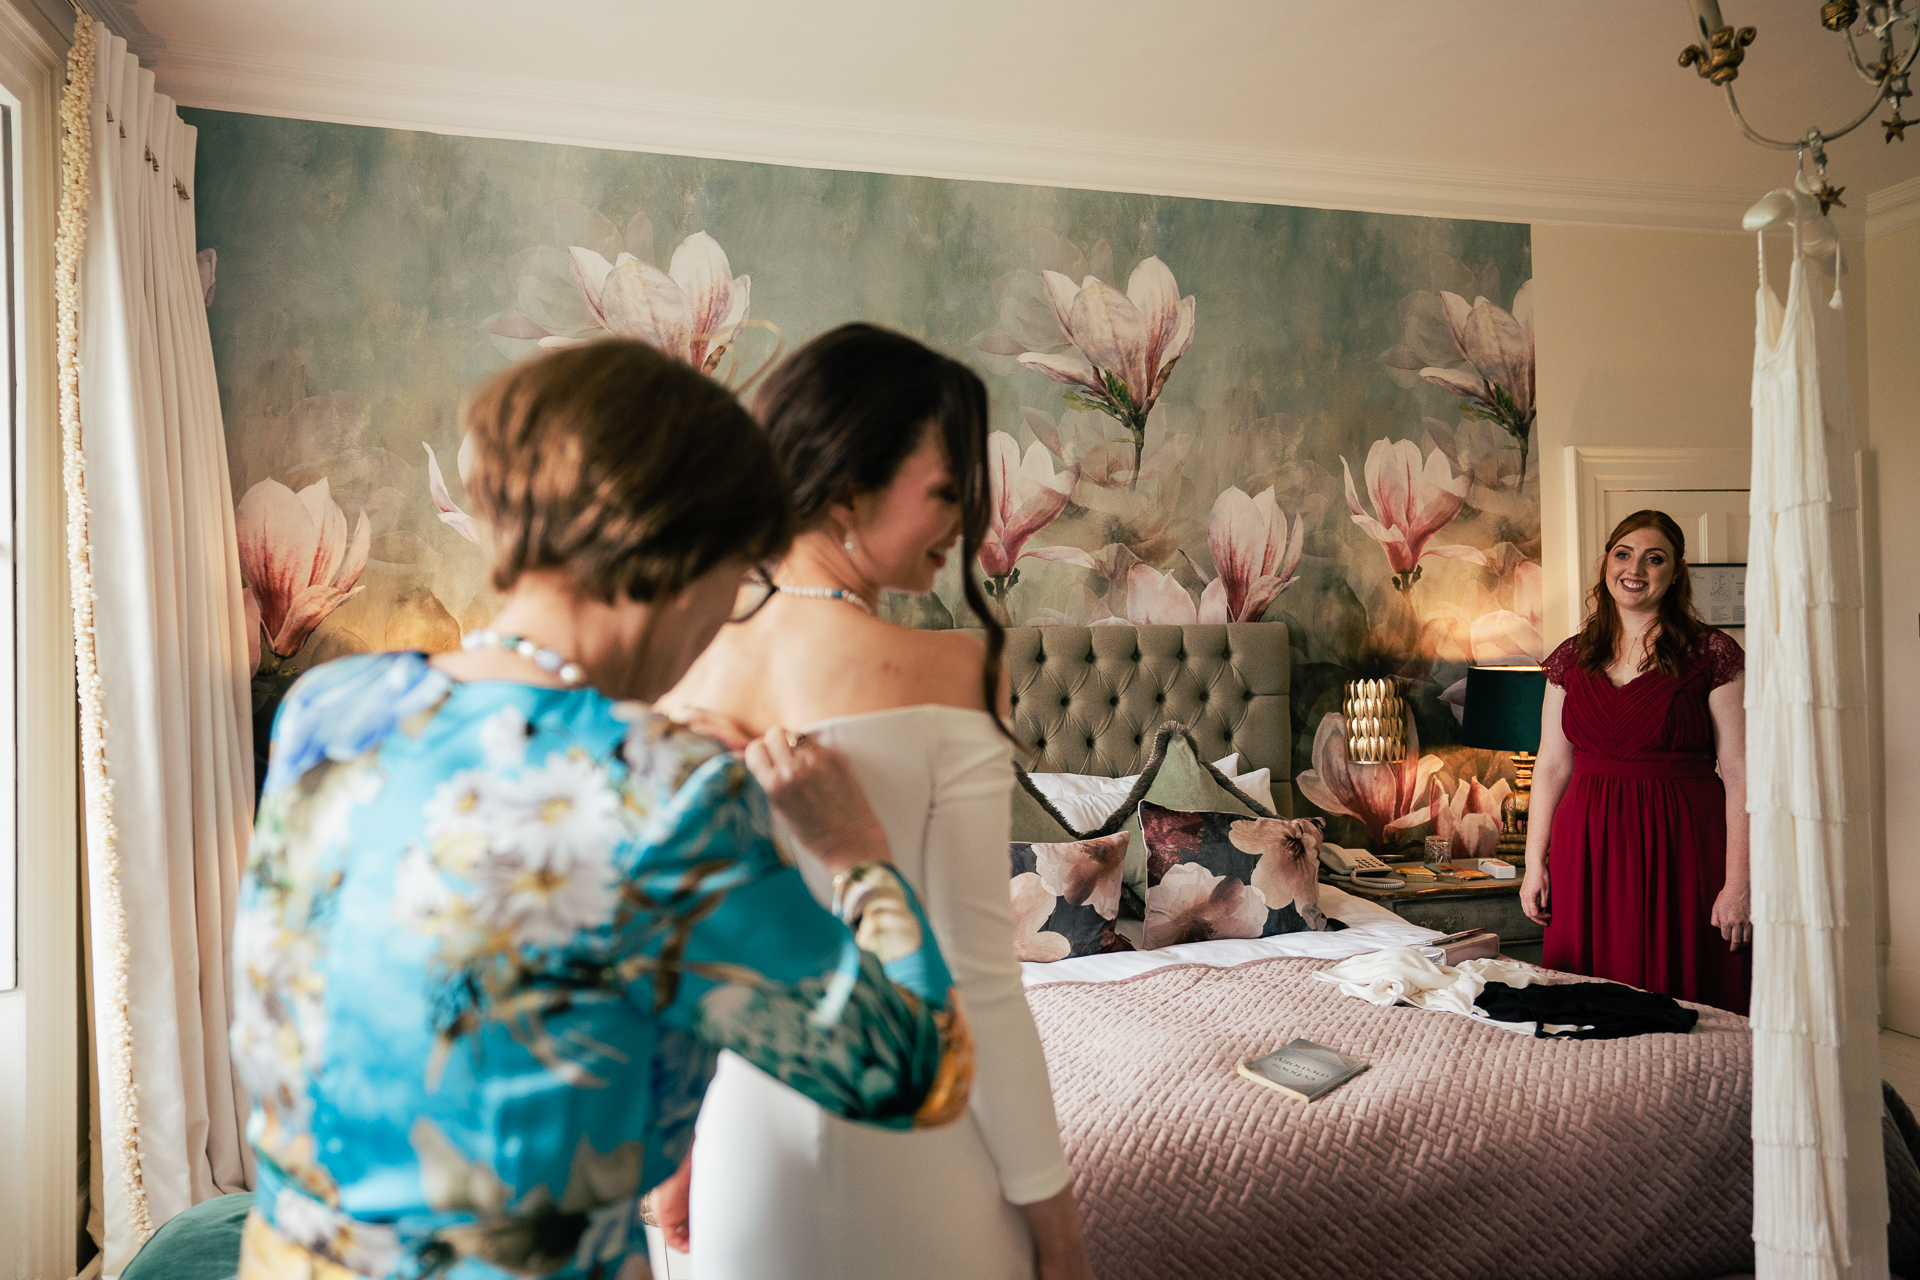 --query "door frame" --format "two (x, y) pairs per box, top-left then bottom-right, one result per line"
(1563, 445), (1751, 634)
